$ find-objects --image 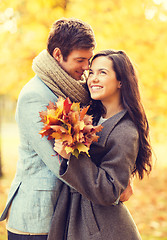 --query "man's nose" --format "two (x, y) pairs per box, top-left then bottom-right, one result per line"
(82, 61), (90, 70)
